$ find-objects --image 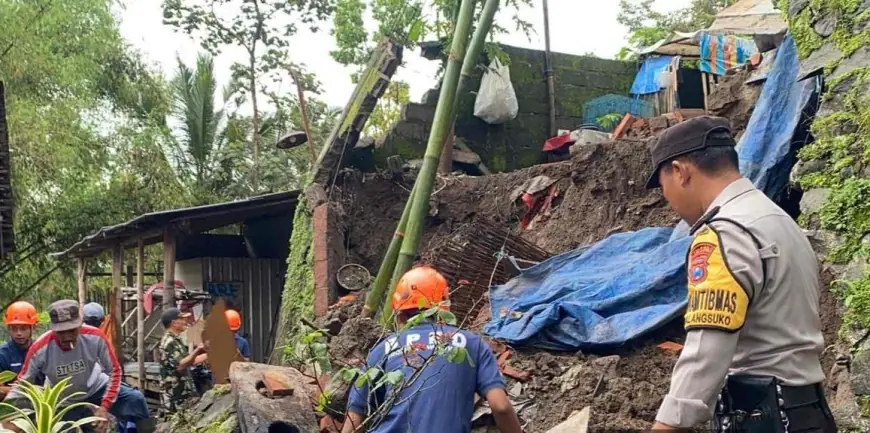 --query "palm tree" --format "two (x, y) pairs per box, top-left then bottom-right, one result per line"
(168, 53), (223, 192)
